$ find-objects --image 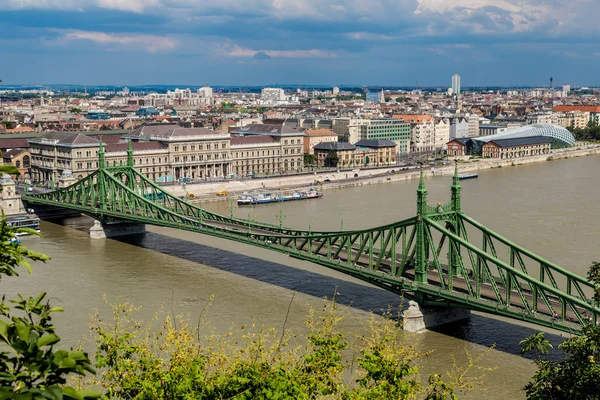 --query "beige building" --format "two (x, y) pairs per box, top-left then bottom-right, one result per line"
(313, 142), (356, 167)
(230, 124), (305, 173)
(303, 129), (338, 154)
(354, 139), (397, 167)
(105, 140), (169, 181)
(230, 135), (282, 176)
(2, 149), (31, 178)
(482, 137), (552, 159)
(28, 132), (101, 183)
(133, 124), (232, 179)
